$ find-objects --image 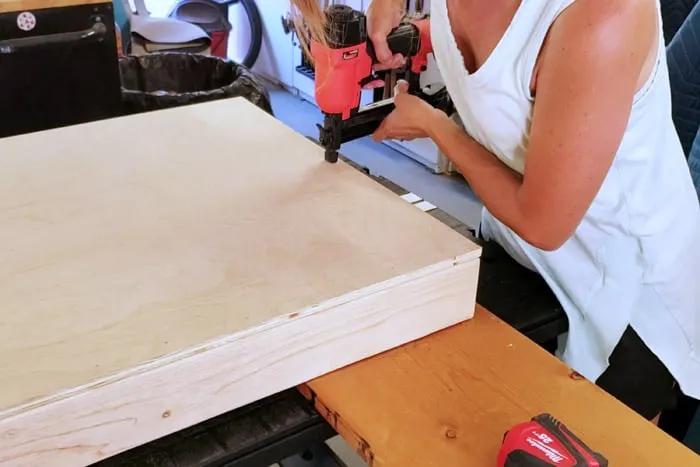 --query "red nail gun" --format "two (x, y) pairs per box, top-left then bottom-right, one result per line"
(309, 5), (454, 163)
(498, 414), (608, 467)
